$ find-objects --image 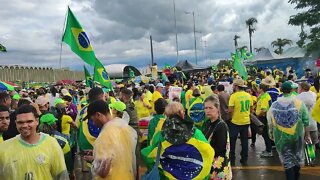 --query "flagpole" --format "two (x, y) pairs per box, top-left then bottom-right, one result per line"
(59, 7), (68, 69)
